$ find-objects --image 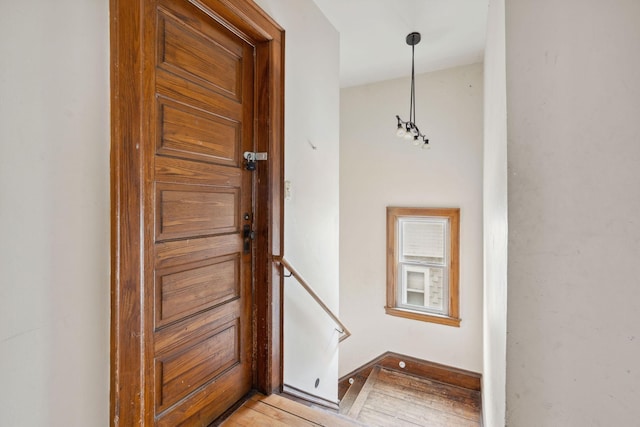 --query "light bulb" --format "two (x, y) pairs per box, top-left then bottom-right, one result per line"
(413, 136), (421, 146)
(403, 132), (413, 140)
(396, 126), (406, 137)
(421, 143), (431, 150)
